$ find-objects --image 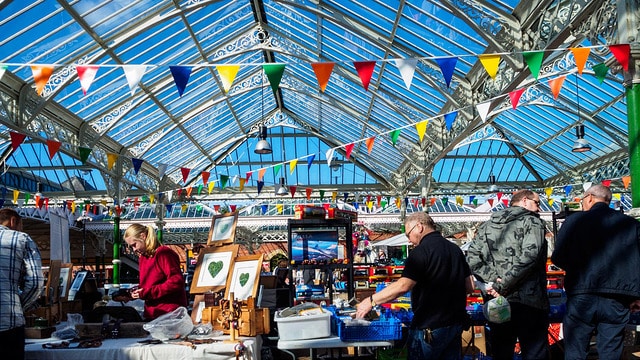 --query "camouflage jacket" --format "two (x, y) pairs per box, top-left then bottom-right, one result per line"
(467, 206), (549, 310)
